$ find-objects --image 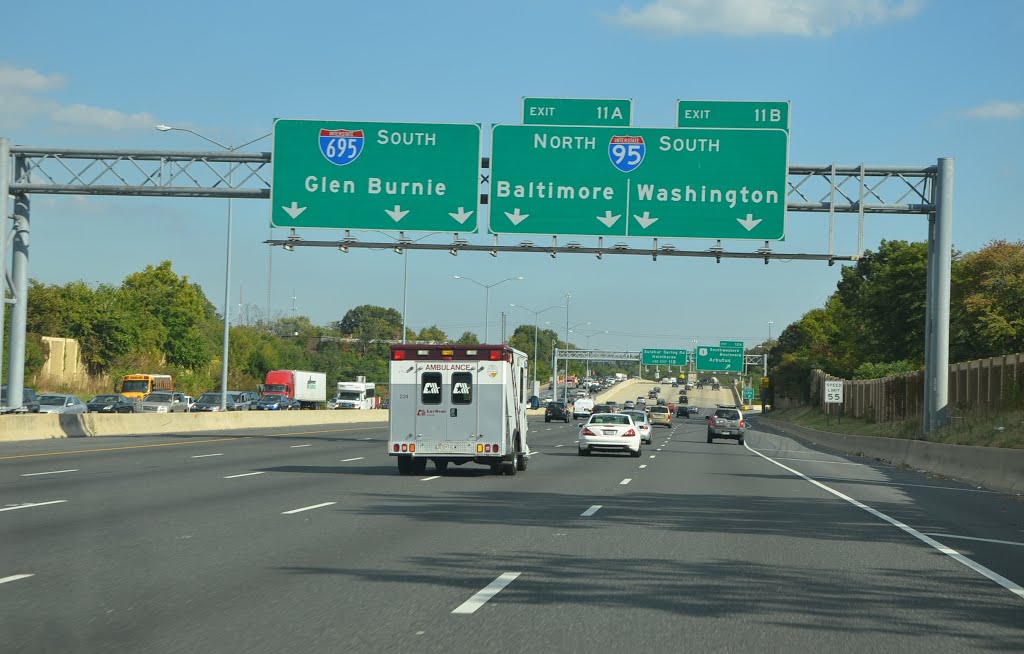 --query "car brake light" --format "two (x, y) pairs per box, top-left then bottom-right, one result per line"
(740, 420), (745, 428)
(710, 417), (716, 426)
(582, 427), (596, 436)
(623, 429), (635, 437)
